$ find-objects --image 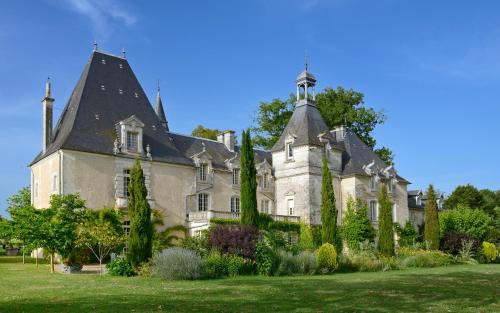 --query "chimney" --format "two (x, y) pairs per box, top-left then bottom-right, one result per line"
(217, 130), (235, 151)
(42, 78), (54, 153)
